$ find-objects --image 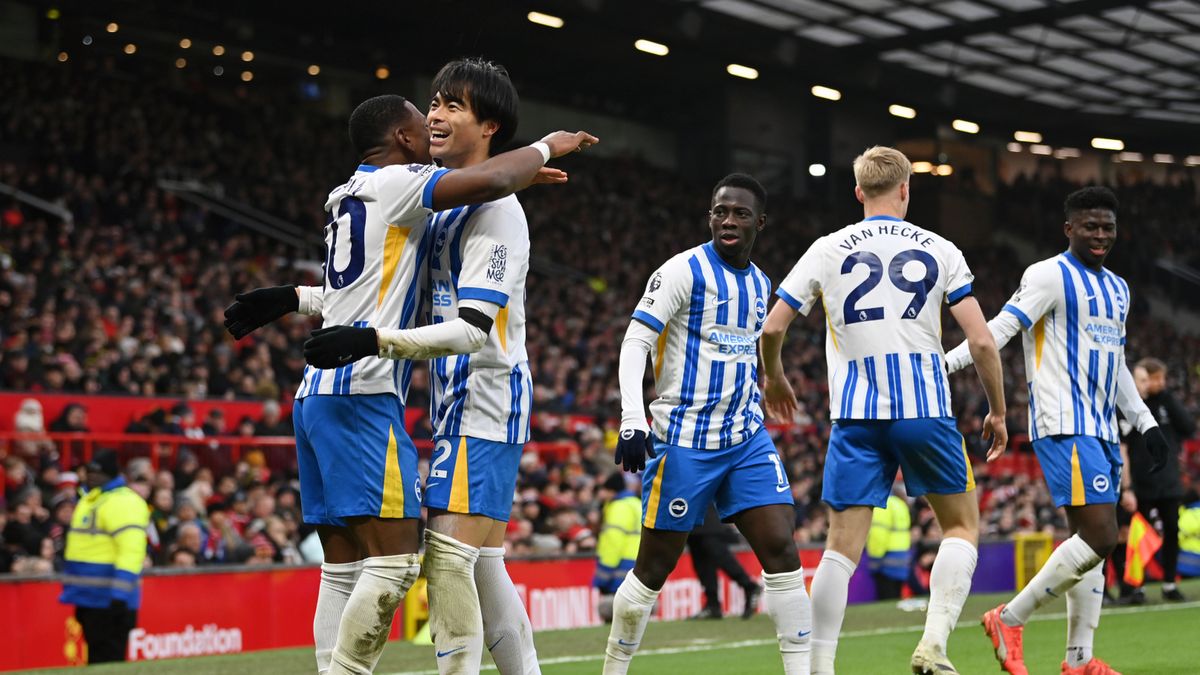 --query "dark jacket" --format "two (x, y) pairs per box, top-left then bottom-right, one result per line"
(1122, 390), (1196, 499)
